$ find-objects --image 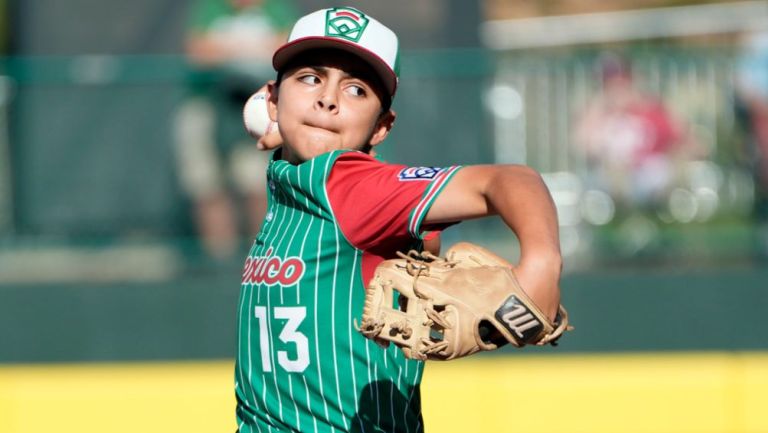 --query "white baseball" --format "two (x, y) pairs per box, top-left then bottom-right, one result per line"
(243, 92), (277, 138)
